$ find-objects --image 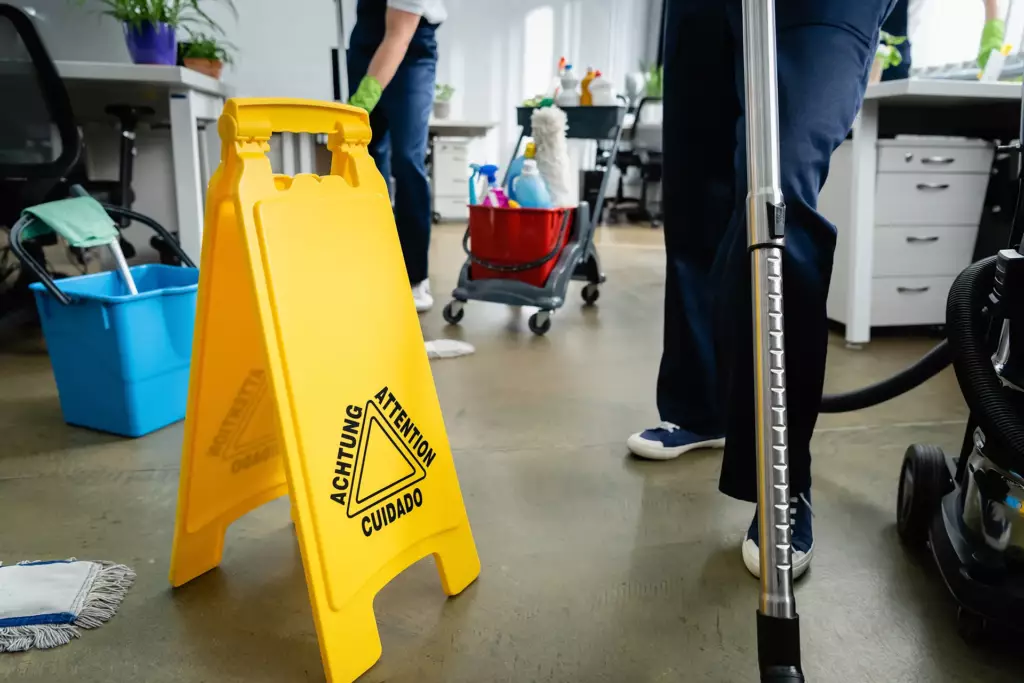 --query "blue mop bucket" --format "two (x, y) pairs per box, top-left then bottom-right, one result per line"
(12, 201), (199, 437)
